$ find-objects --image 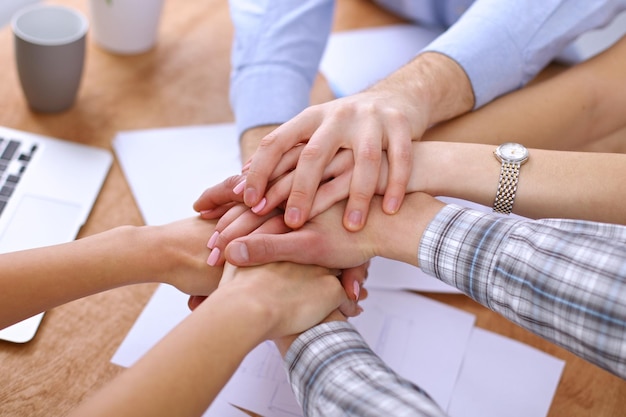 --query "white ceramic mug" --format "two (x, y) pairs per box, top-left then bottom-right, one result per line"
(89, 0), (165, 55)
(12, 4), (89, 113)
